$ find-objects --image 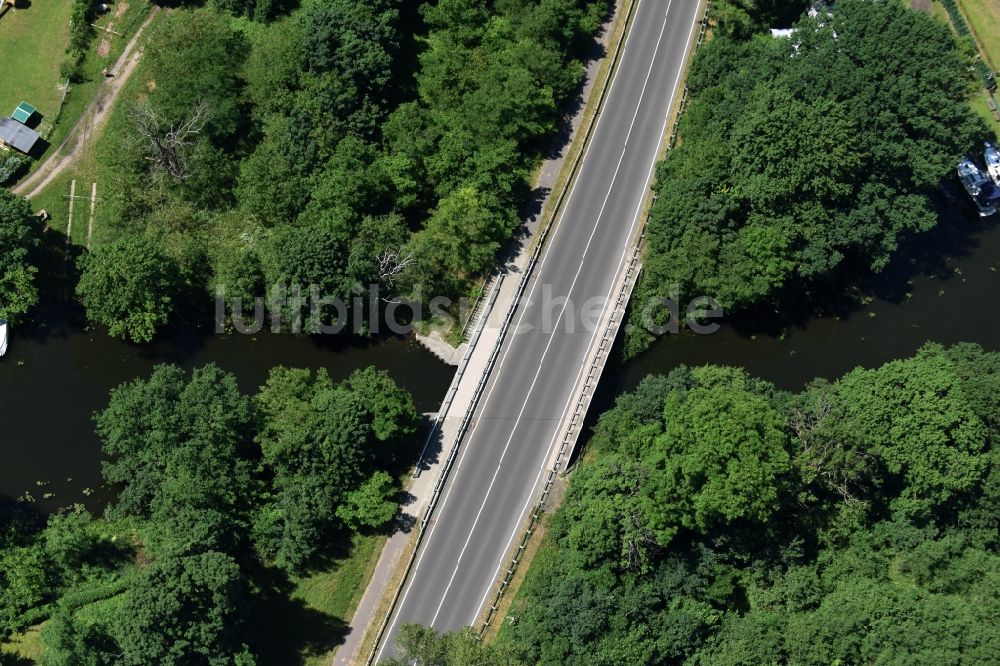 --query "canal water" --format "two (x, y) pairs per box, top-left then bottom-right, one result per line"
(0, 303), (455, 513)
(3, 200), (999, 515)
(597, 200), (1000, 405)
